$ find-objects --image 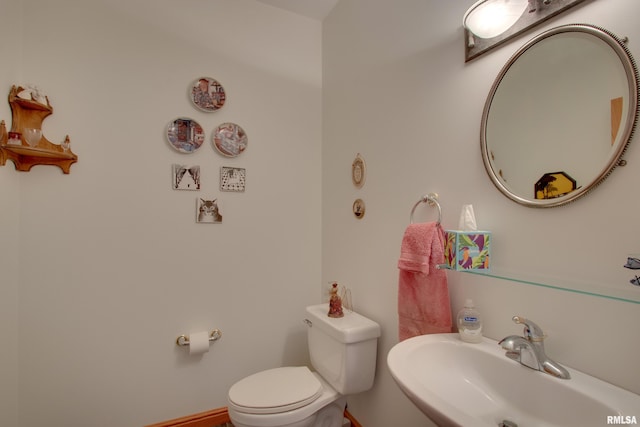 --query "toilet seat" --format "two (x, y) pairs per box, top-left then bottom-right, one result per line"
(228, 366), (323, 415)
